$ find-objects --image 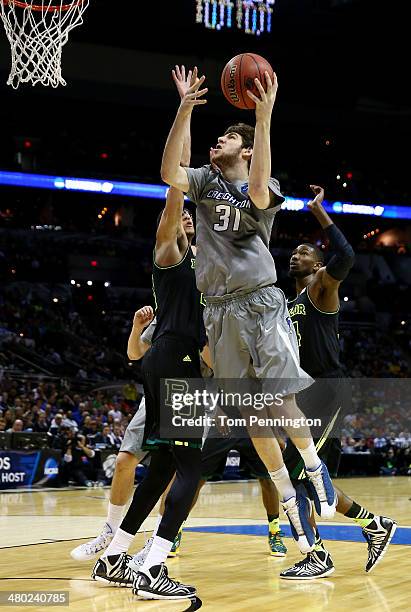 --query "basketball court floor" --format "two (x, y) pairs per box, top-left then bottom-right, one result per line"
(1, 477), (410, 611)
